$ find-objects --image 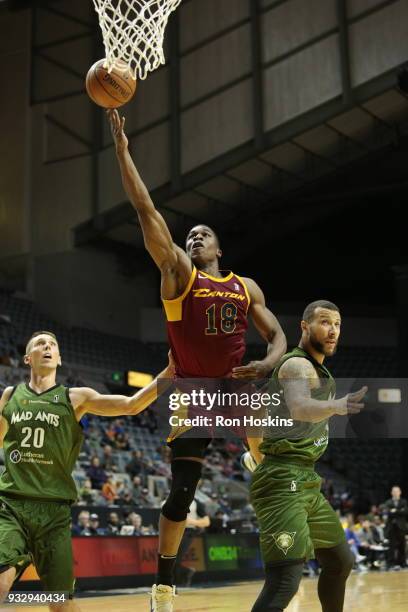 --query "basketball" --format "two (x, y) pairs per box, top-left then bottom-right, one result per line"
(85, 58), (137, 108)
